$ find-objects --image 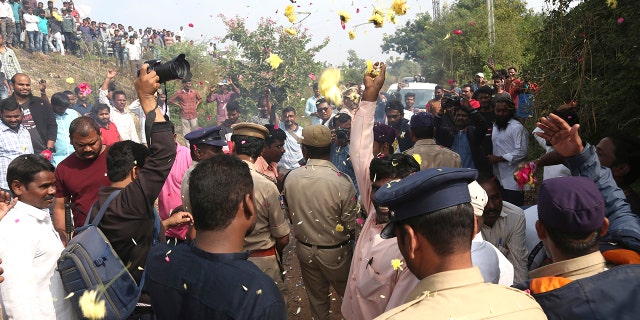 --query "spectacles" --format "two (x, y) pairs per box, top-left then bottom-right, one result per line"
(317, 107), (330, 112)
